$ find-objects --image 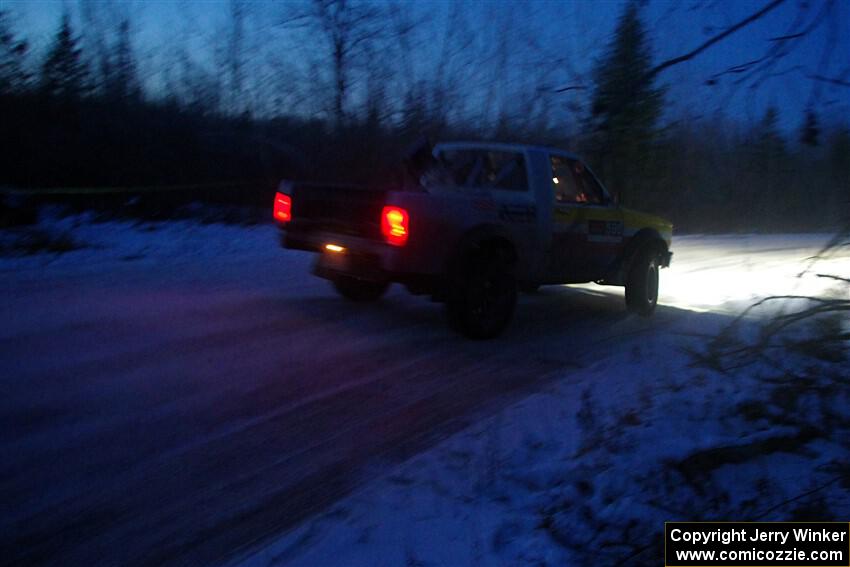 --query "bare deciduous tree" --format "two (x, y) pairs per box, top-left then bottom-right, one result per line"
(227, 0), (246, 115)
(280, 0), (388, 128)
